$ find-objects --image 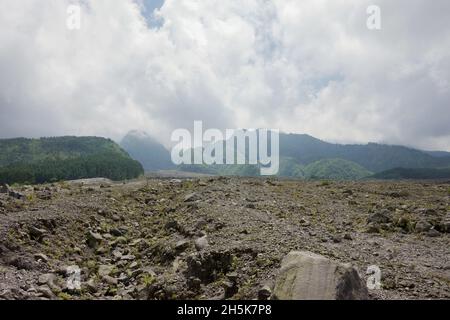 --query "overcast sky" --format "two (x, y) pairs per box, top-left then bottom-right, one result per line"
(1, 0), (449, 150)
